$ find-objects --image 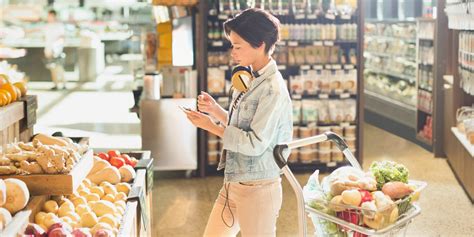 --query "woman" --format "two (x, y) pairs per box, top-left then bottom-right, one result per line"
(185, 8), (292, 236)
